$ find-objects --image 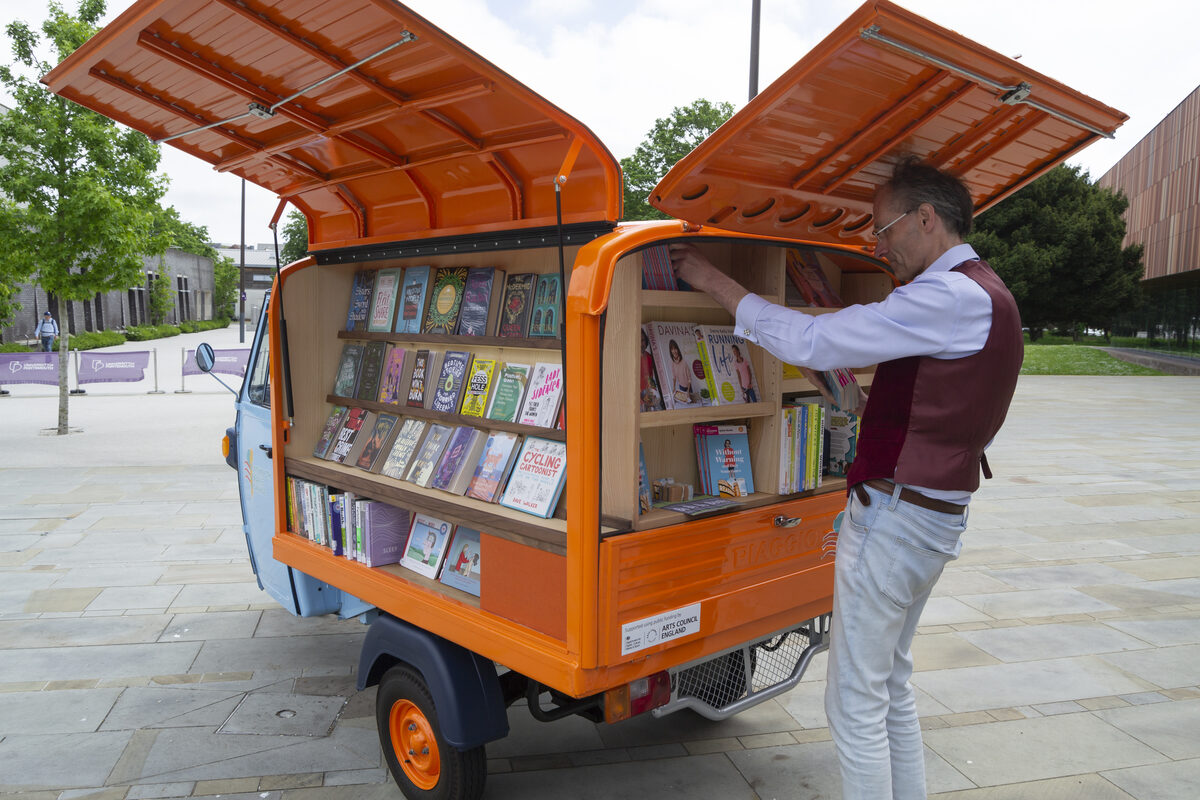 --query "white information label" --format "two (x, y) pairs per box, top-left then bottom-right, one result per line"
(620, 602), (702, 656)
